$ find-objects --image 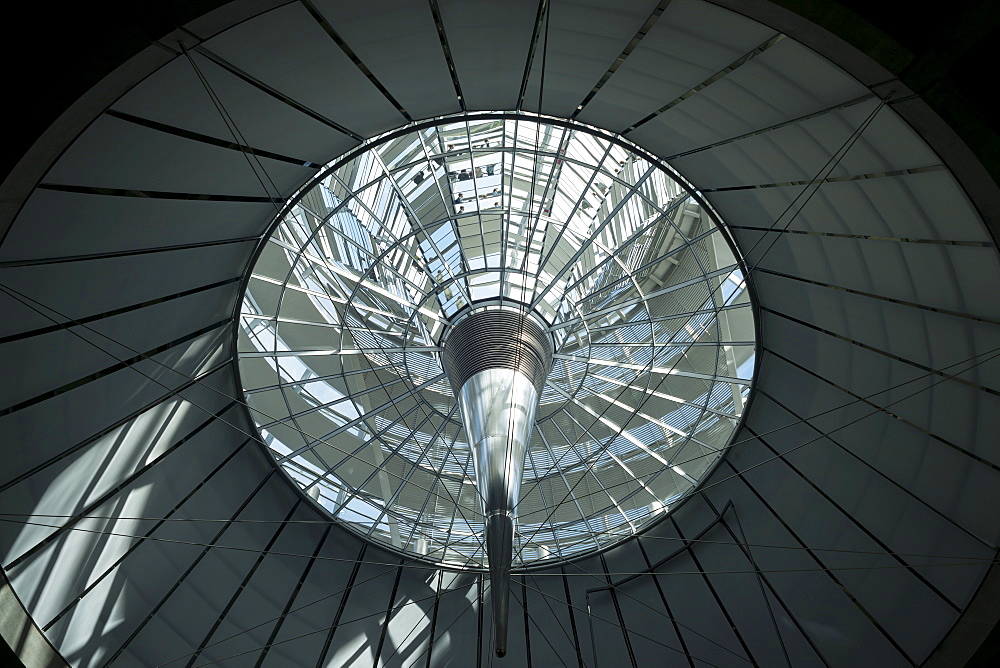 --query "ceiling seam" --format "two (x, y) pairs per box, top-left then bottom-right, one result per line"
(571, 0), (674, 119)
(193, 46), (366, 142)
(759, 305), (1000, 397)
(621, 33), (786, 135)
(35, 183), (284, 204)
(426, 0), (466, 111)
(754, 267), (1000, 326)
(105, 109), (323, 167)
(297, 0), (413, 123)
(0, 318), (231, 417)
